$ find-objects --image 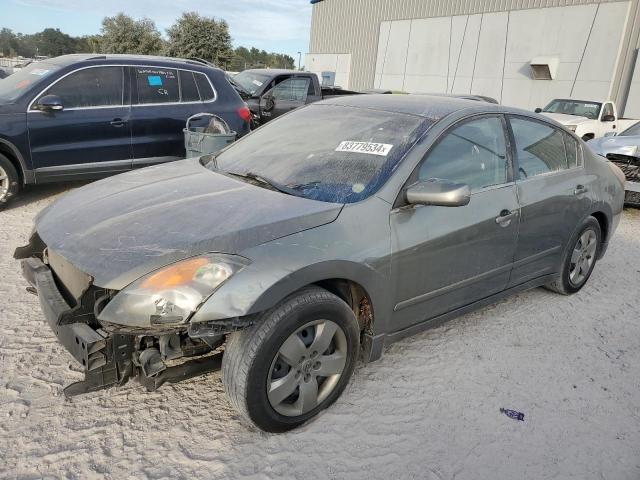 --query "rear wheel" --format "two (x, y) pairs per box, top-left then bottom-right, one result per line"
(222, 286), (360, 432)
(546, 216), (601, 295)
(0, 154), (20, 210)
